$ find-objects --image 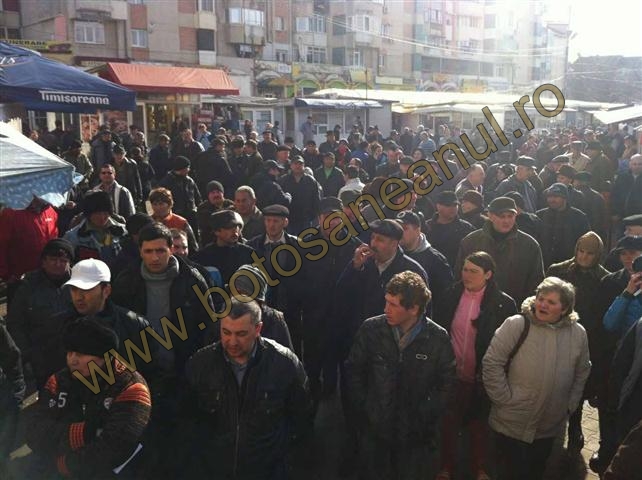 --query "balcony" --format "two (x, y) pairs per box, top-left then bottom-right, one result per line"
(74, 0), (128, 21)
(226, 24), (266, 45)
(345, 31), (381, 49)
